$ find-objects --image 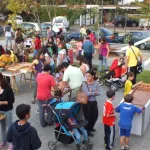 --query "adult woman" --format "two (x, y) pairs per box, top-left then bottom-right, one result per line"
(99, 37), (110, 72)
(0, 73), (15, 149)
(57, 43), (68, 66)
(46, 37), (57, 56)
(82, 70), (100, 137)
(30, 51), (45, 103)
(76, 55), (89, 80)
